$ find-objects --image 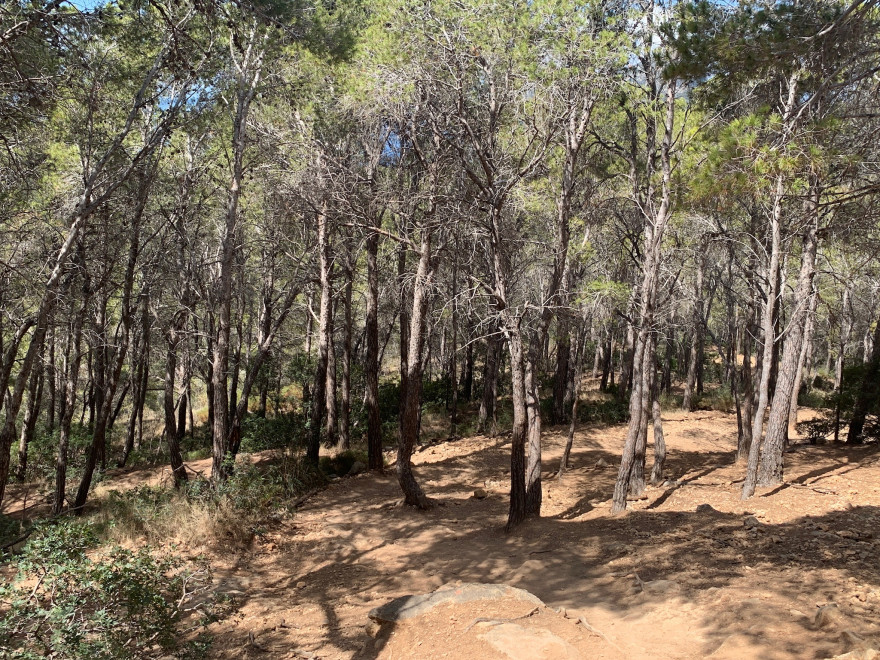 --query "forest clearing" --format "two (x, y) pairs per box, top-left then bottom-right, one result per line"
(4, 0), (880, 658)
